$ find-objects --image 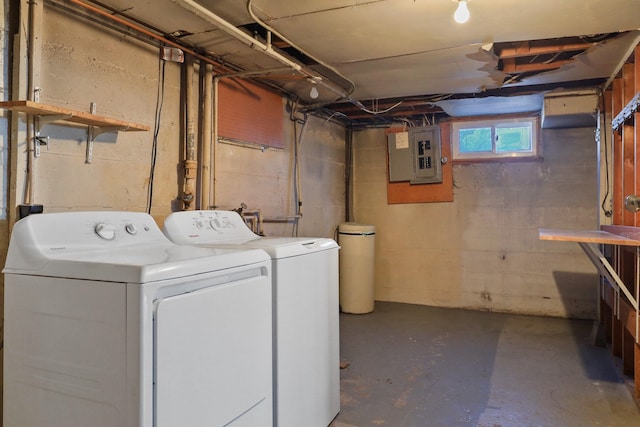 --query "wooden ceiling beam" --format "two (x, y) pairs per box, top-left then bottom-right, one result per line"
(502, 58), (574, 73)
(498, 42), (591, 59)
